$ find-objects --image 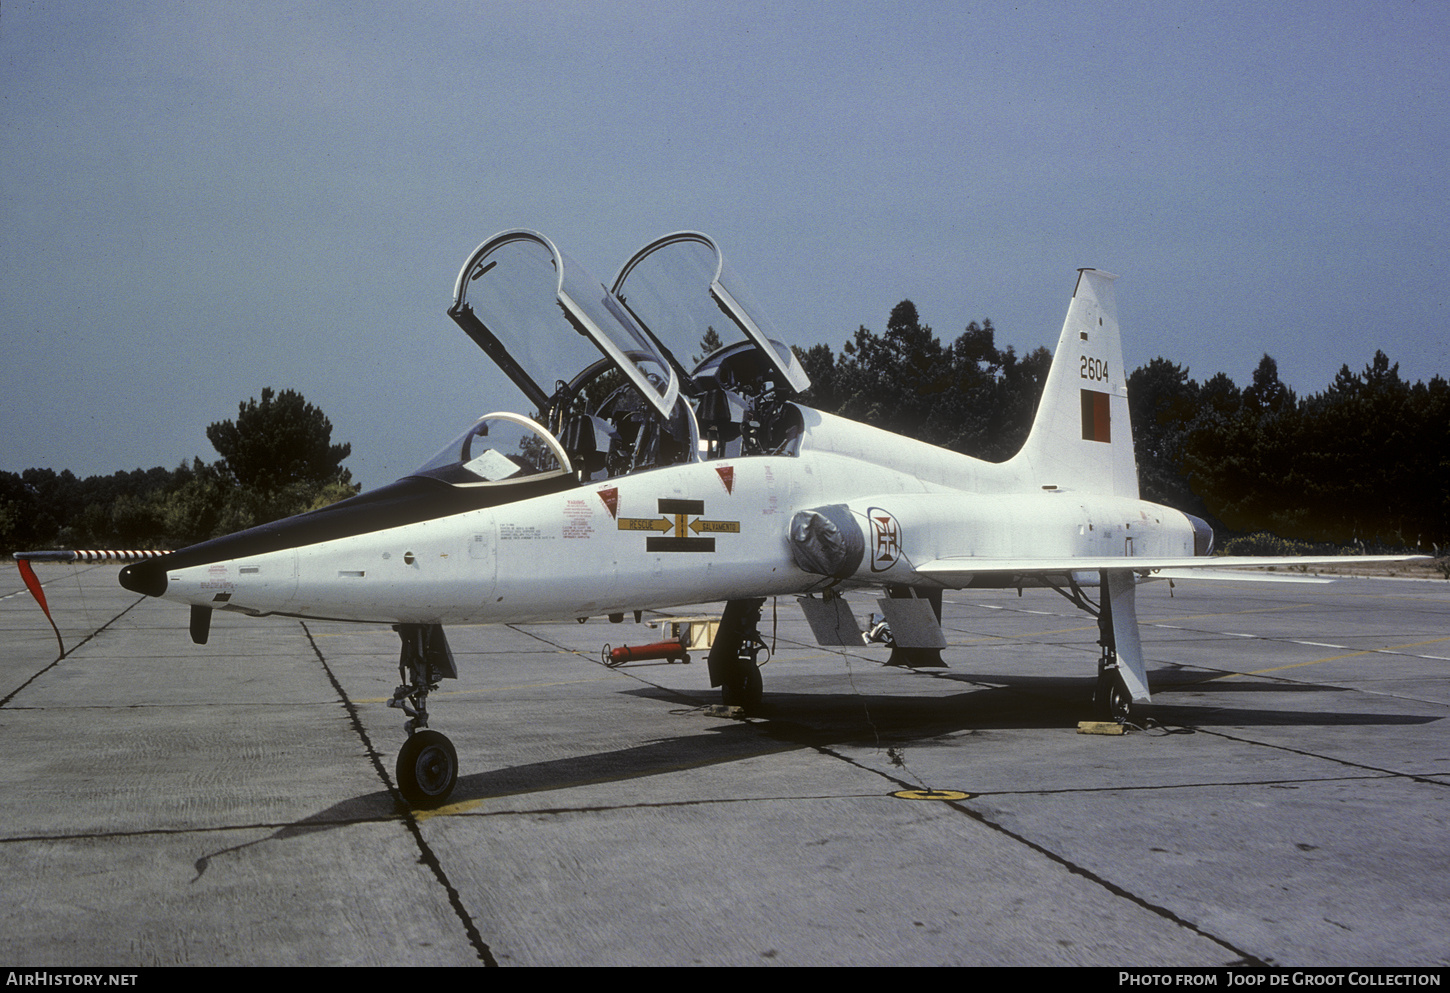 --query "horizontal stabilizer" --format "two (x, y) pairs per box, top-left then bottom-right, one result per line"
(916, 555), (1426, 586)
(1145, 568), (1335, 585)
